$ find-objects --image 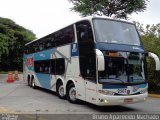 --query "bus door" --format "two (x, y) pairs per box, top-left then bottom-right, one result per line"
(76, 21), (97, 103)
